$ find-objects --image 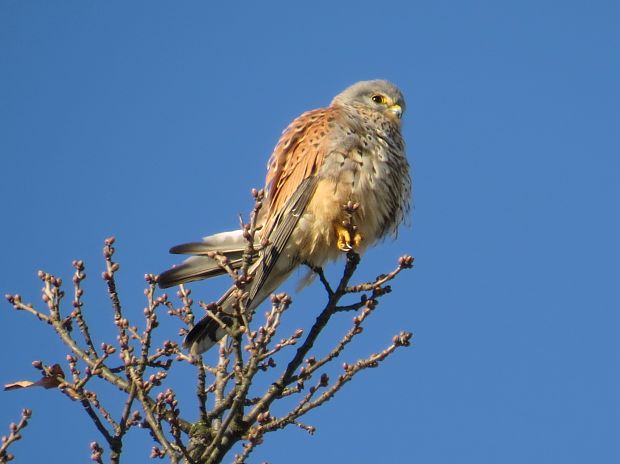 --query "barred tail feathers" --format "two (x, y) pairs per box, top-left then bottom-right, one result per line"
(157, 230), (248, 289)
